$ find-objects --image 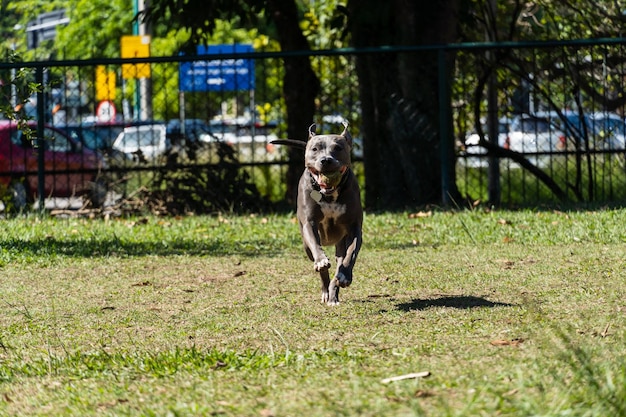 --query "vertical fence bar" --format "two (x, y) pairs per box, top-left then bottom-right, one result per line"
(486, 55), (501, 206)
(35, 66), (46, 212)
(438, 47), (452, 206)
